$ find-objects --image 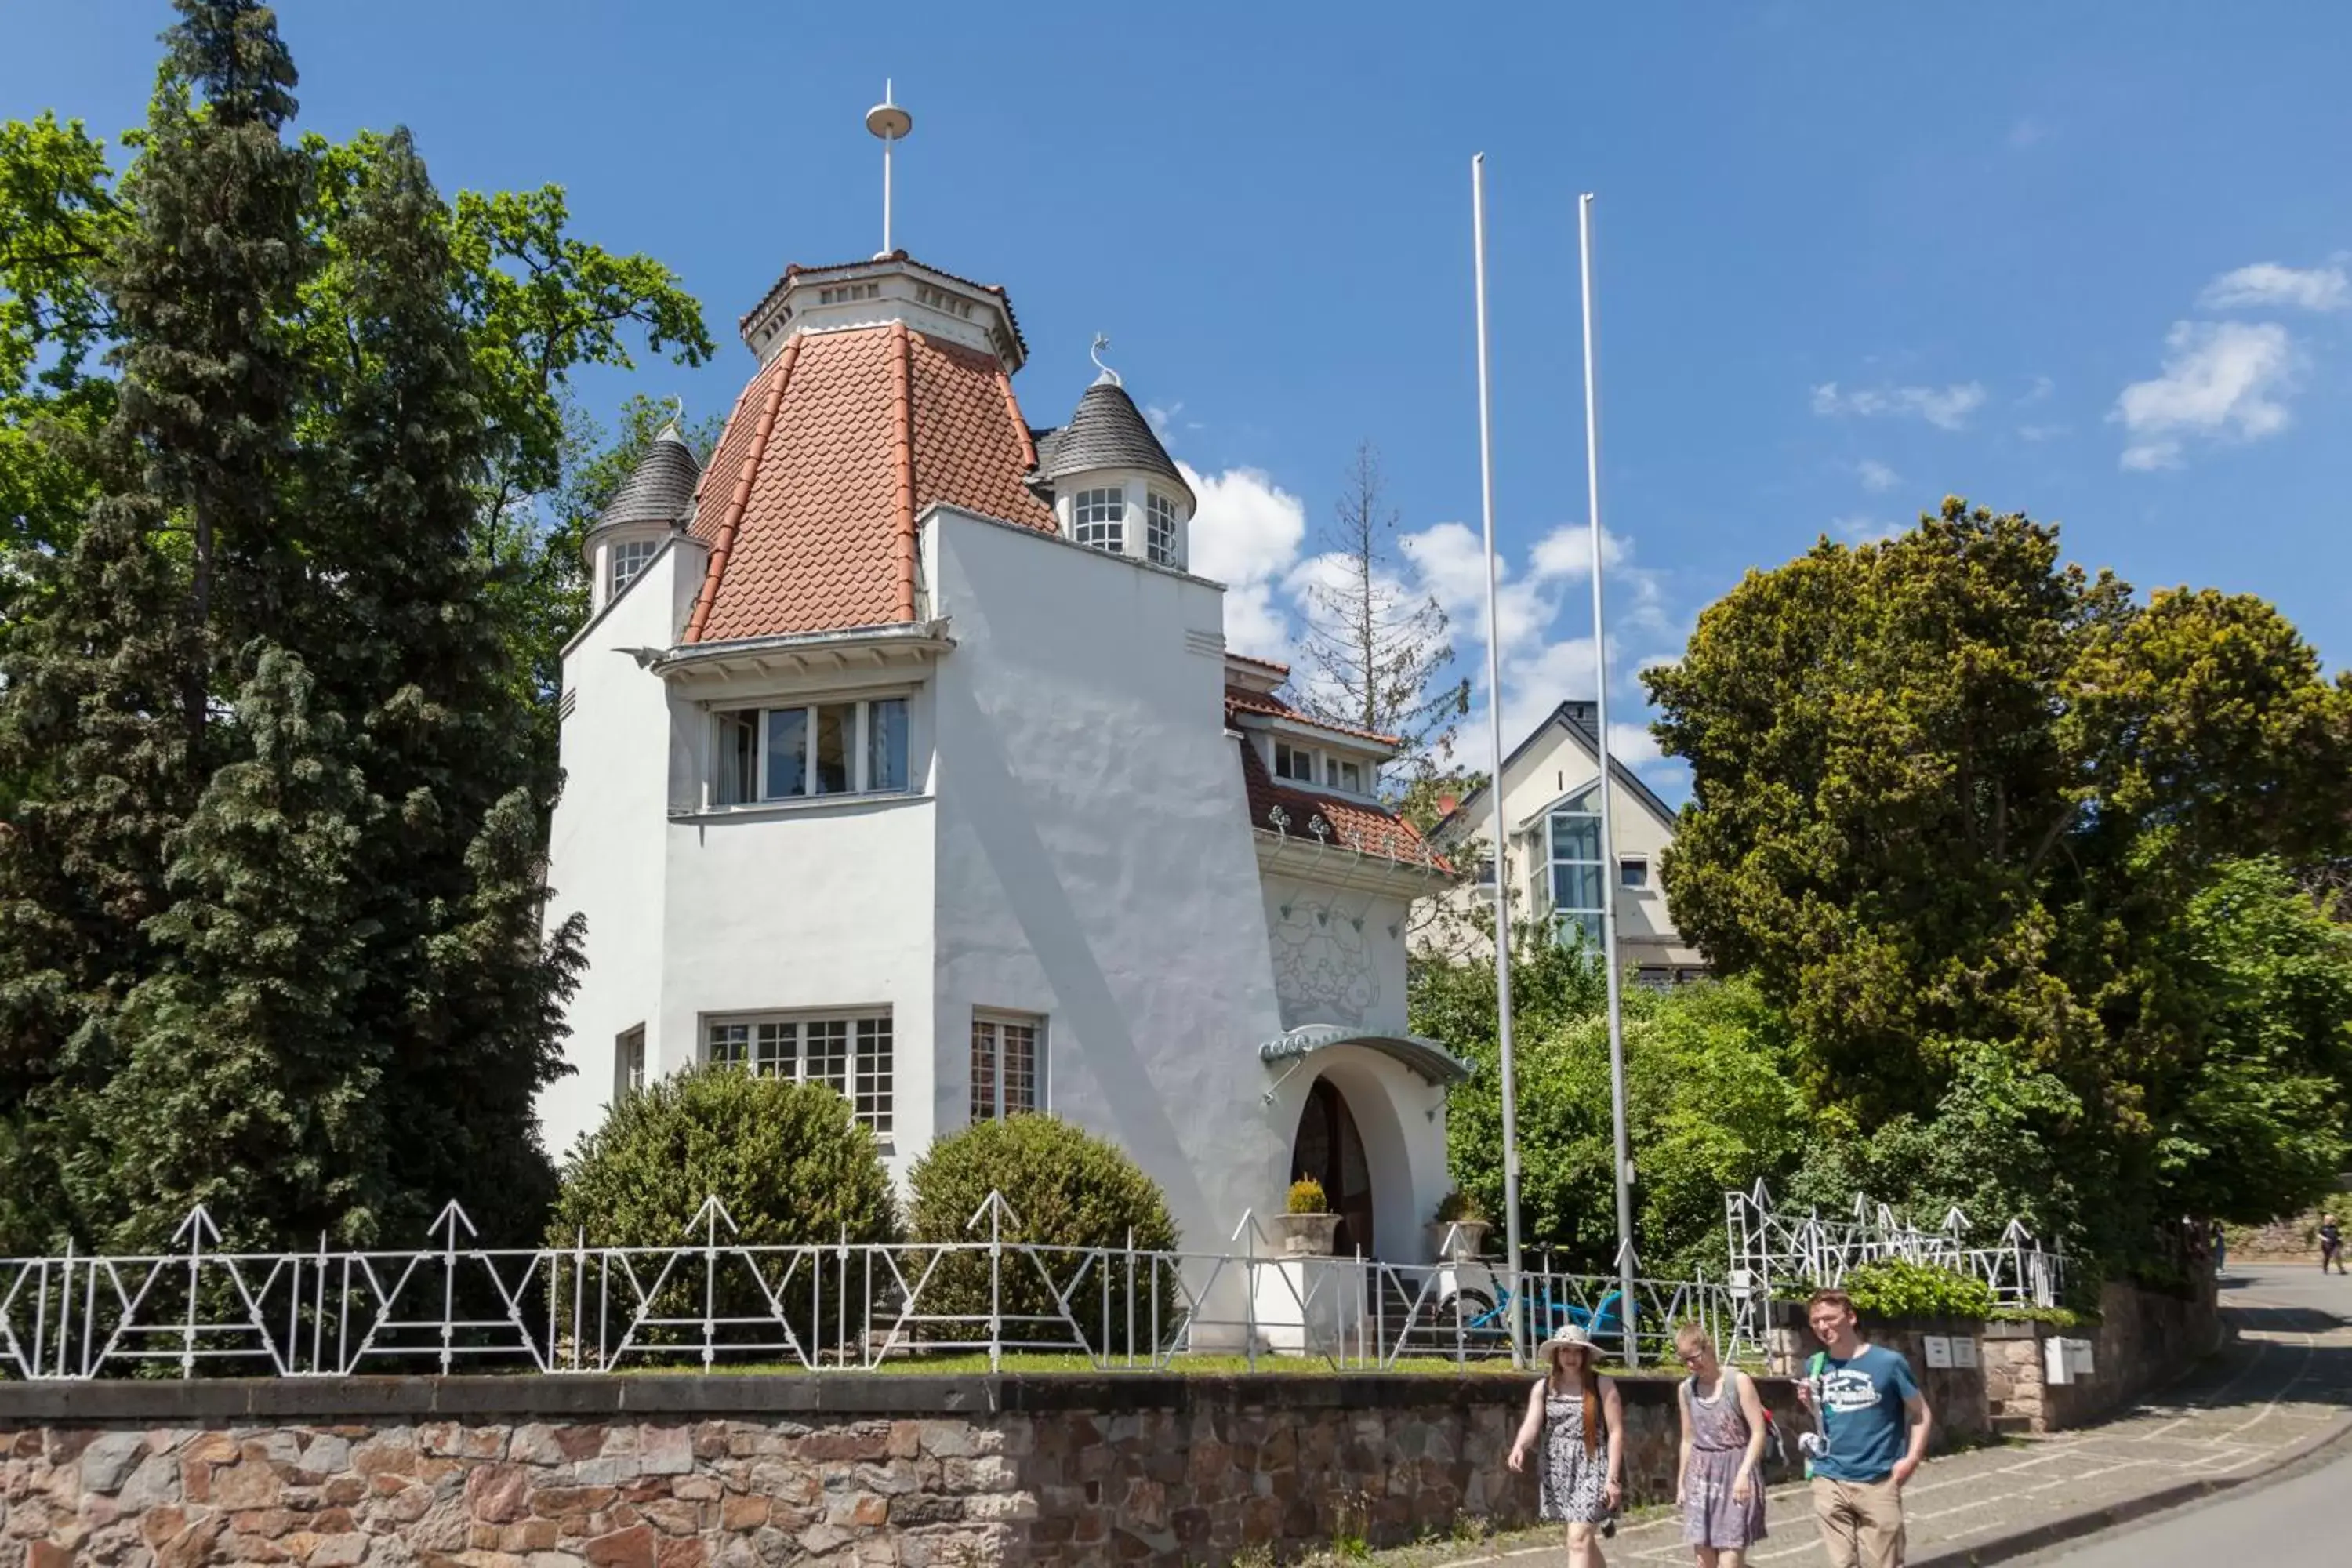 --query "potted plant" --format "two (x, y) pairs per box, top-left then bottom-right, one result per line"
(1274, 1178), (1343, 1257)
(1429, 1190), (1491, 1261)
